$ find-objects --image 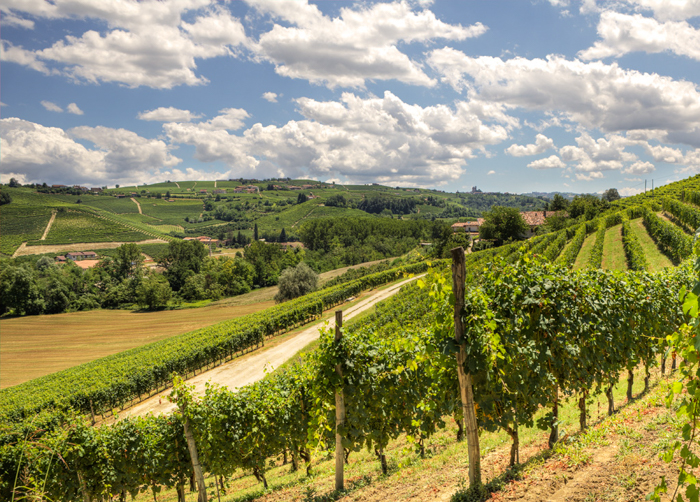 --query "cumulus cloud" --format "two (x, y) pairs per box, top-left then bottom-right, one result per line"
(622, 0), (700, 21)
(575, 171), (605, 181)
(164, 91), (513, 185)
(580, 11), (700, 61)
(428, 48), (700, 146)
(619, 186), (644, 196)
(67, 103), (84, 115)
(0, 117), (181, 185)
(505, 134), (554, 156)
(248, 0), (487, 88)
(527, 155), (566, 169)
(41, 101), (63, 113)
(487, 170), (496, 175)
(138, 107), (204, 122)
(622, 160), (656, 174)
(1, 1), (248, 89)
(262, 92), (278, 103)
(196, 108), (250, 131)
